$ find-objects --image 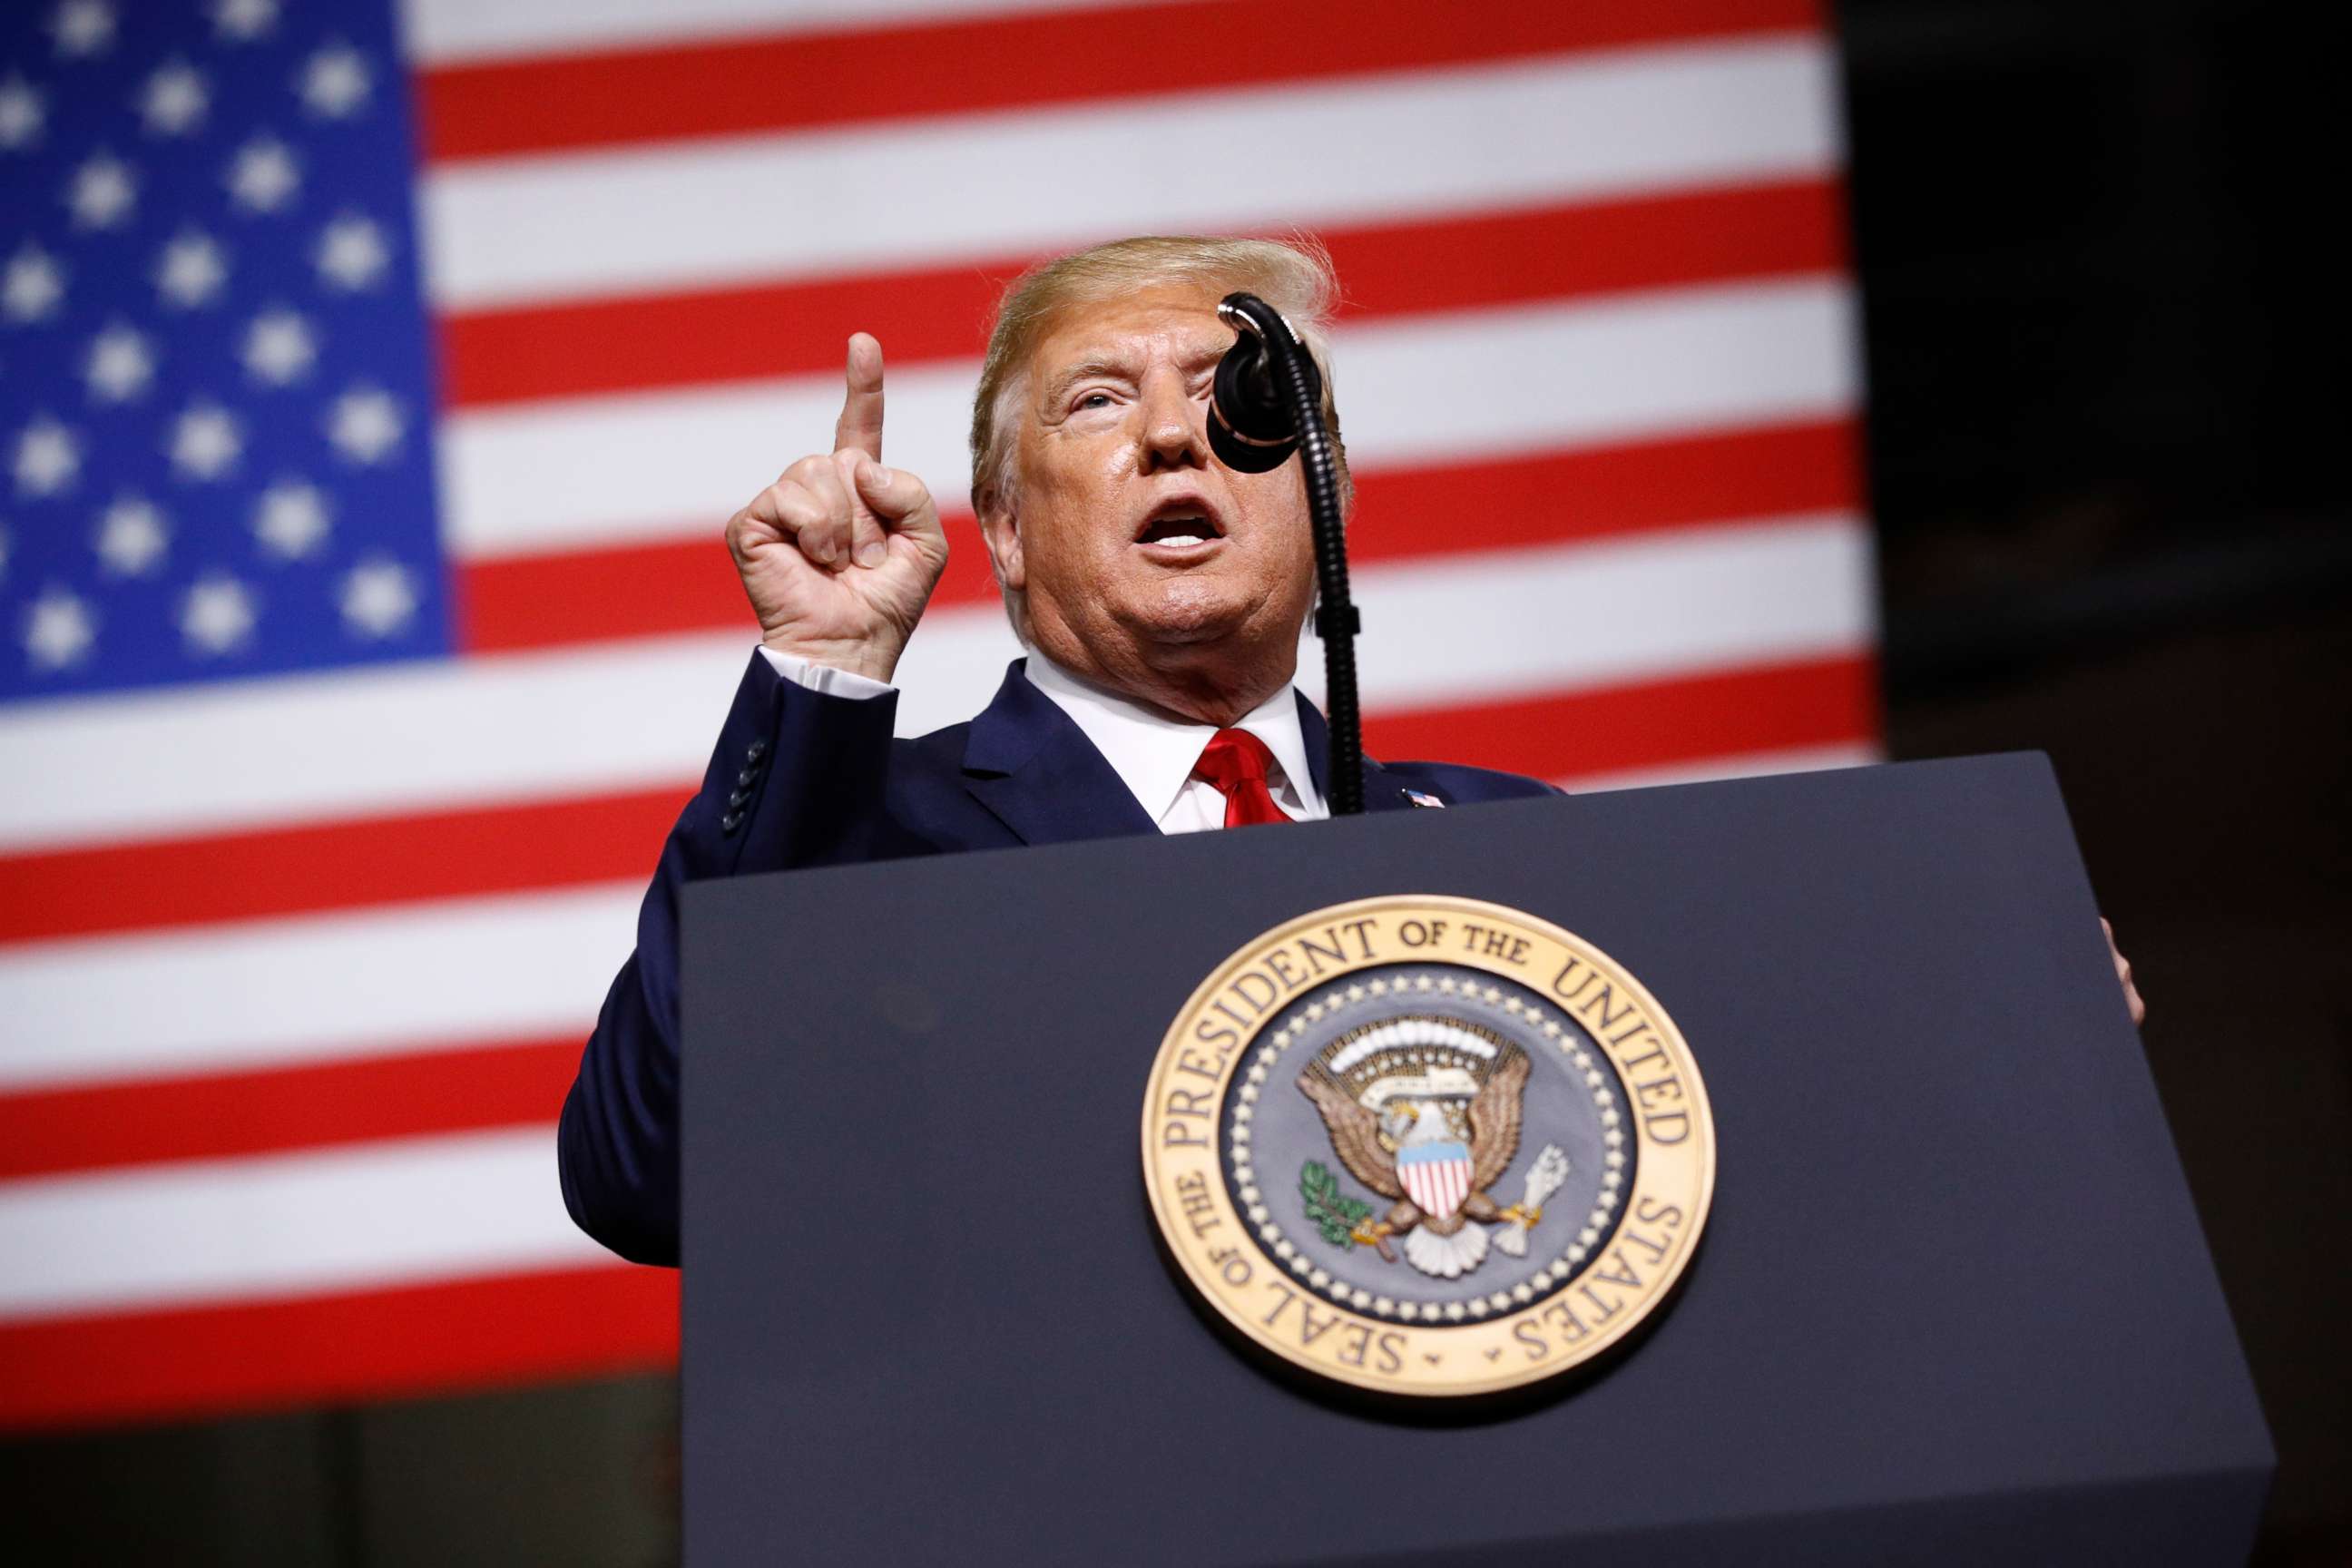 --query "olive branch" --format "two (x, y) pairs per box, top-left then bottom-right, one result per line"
(1299, 1160), (1373, 1247)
